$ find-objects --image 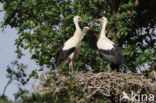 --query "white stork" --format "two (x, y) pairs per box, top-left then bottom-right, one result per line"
(94, 17), (124, 72)
(56, 16), (90, 72)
